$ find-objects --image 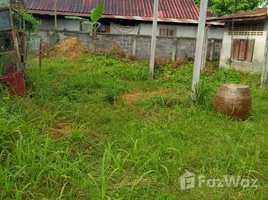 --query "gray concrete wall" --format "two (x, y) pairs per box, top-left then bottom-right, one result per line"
(96, 34), (134, 55)
(38, 30), (222, 61)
